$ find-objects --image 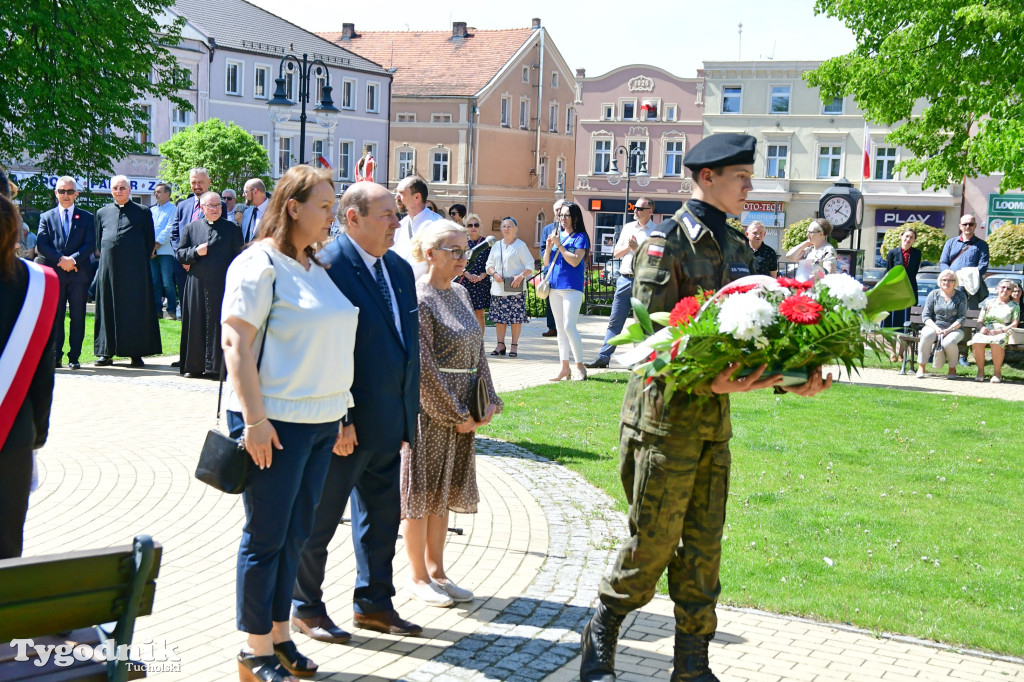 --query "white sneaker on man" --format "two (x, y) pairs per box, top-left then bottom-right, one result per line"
(433, 578), (474, 603)
(404, 579), (453, 607)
